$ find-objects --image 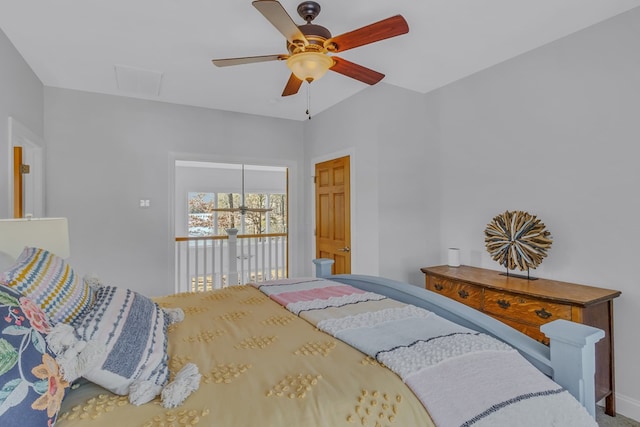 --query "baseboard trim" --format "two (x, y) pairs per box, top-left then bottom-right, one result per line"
(600, 393), (640, 421)
(616, 393), (640, 422)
